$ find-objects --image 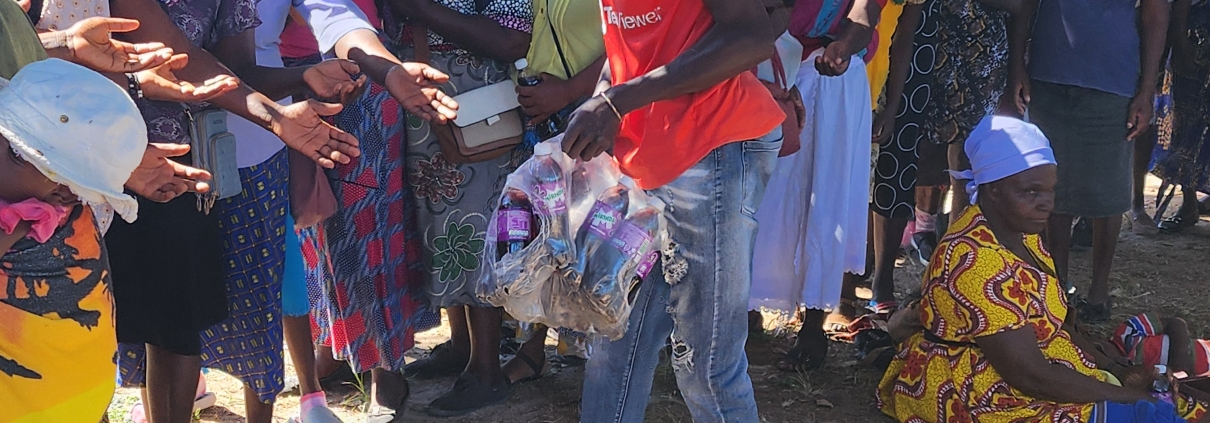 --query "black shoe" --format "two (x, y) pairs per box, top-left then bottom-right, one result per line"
(1071, 218), (1093, 251)
(402, 341), (467, 380)
(425, 374), (513, 417)
(911, 232), (938, 267)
